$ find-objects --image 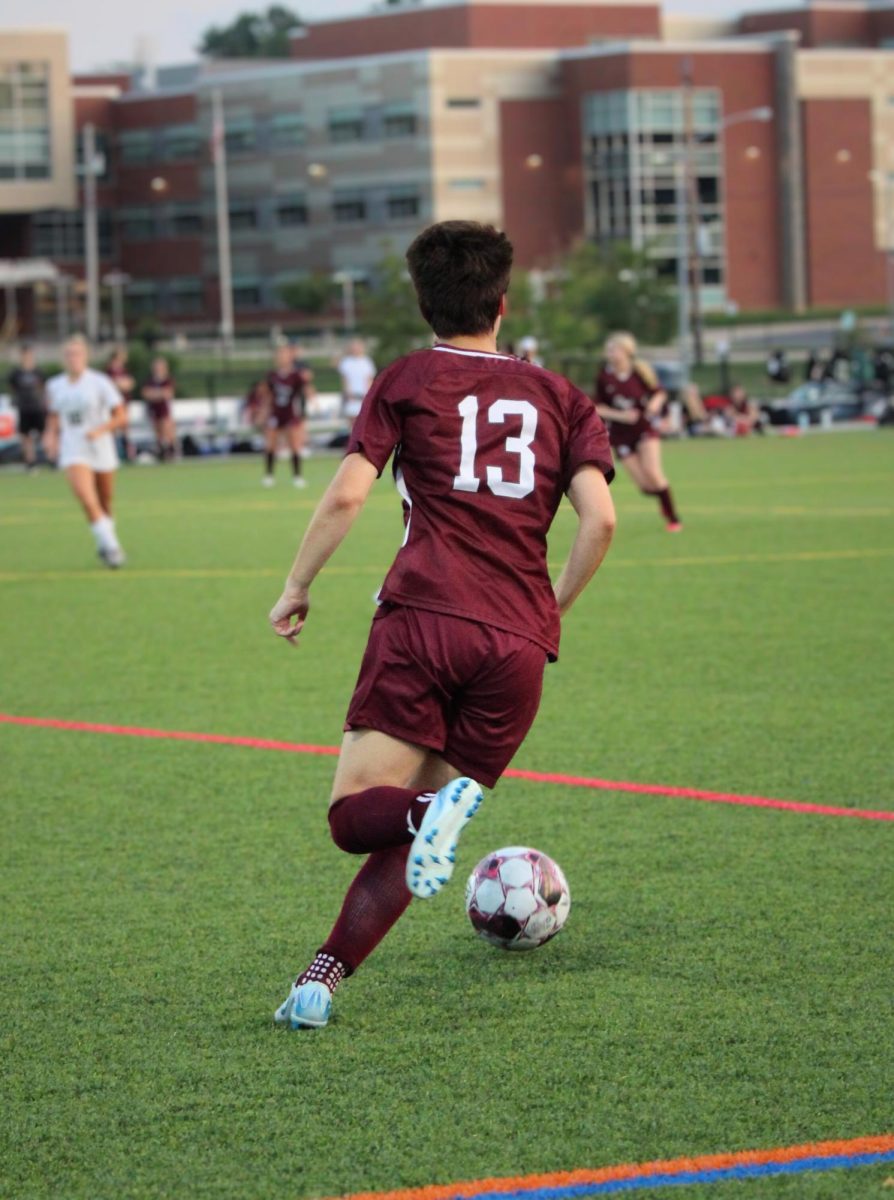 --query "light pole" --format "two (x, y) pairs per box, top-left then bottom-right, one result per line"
(103, 270), (130, 343)
(333, 270), (359, 332)
(211, 89), (234, 351)
(79, 123), (104, 343)
(676, 99), (773, 384)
